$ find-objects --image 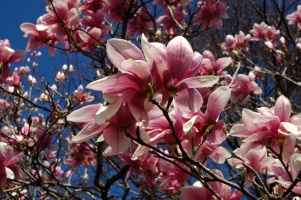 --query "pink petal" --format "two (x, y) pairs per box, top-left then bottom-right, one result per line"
(67, 104), (101, 123)
(71, 122), (107, 143)
(175, 76), (219, 92)
(210, 146), (231, 164)
(174, 88), (203, 112)
(274, 95), (291, 122)
(141, 34), (153, 64)
(107, 38), (144, 70)
(242, 109), (277, 131)
(229, 124), (253, 137)
(166, 36), (193, 81)
(103, 126), (131, 155)
(215, 57), (231, 71)
(95, 99), (123, 125)
(290, 154), (301, 179)
(205, 86), (231, 120)
(128, 94), (150, 126)
(8, 50), (26, 63)
(180, 183), (208, 200)
(121, 59), (151, 81)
